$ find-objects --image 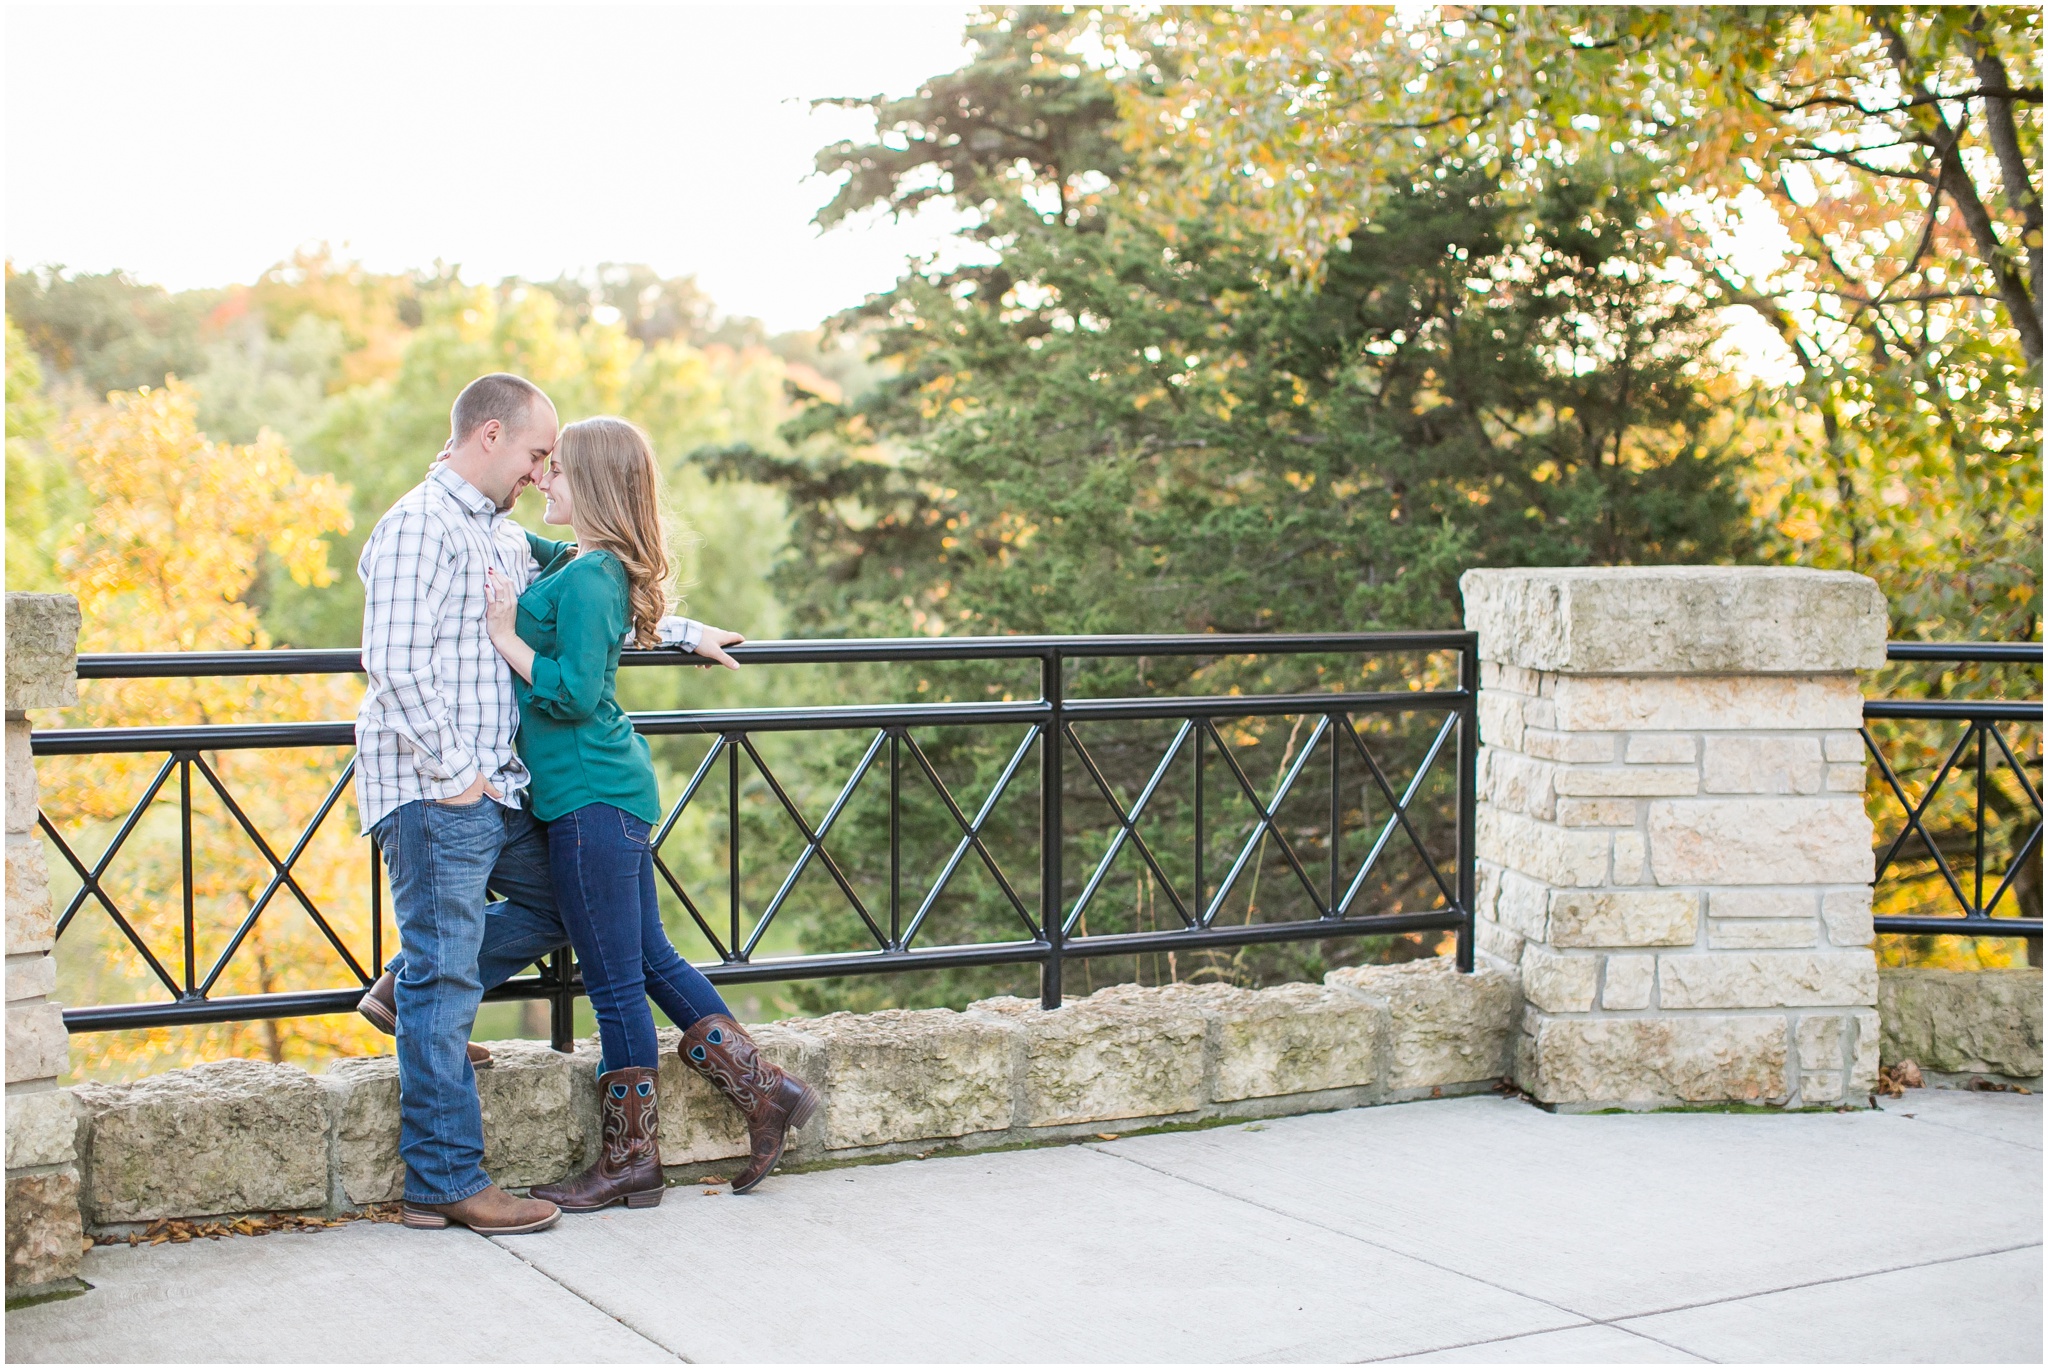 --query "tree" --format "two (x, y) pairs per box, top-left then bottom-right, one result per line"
(40, 381), (369, 1078)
